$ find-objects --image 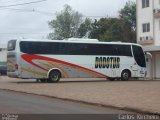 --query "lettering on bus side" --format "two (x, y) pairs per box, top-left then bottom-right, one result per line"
(95, 57), (120, 69)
